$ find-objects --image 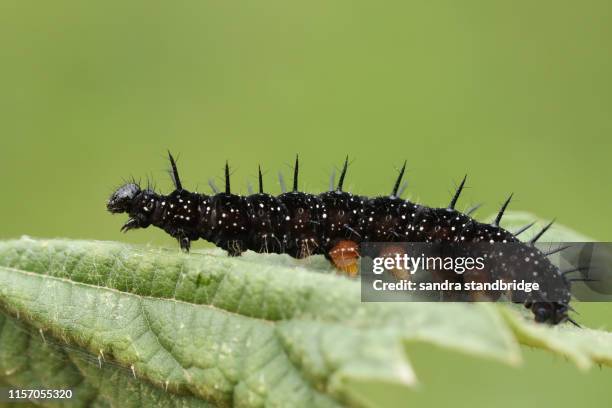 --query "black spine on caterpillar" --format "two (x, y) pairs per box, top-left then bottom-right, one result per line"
(106, 152), (577, 326)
